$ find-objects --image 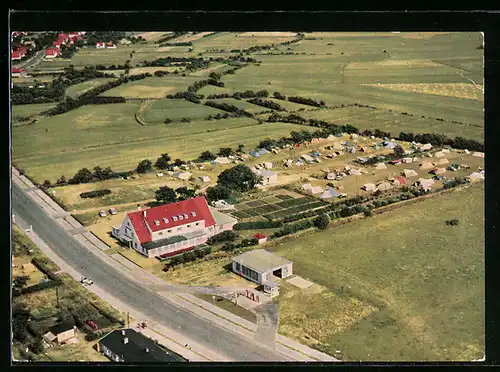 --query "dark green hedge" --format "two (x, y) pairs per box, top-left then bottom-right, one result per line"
(79, 189), (112, 199)
(233, 220), (283, 230)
